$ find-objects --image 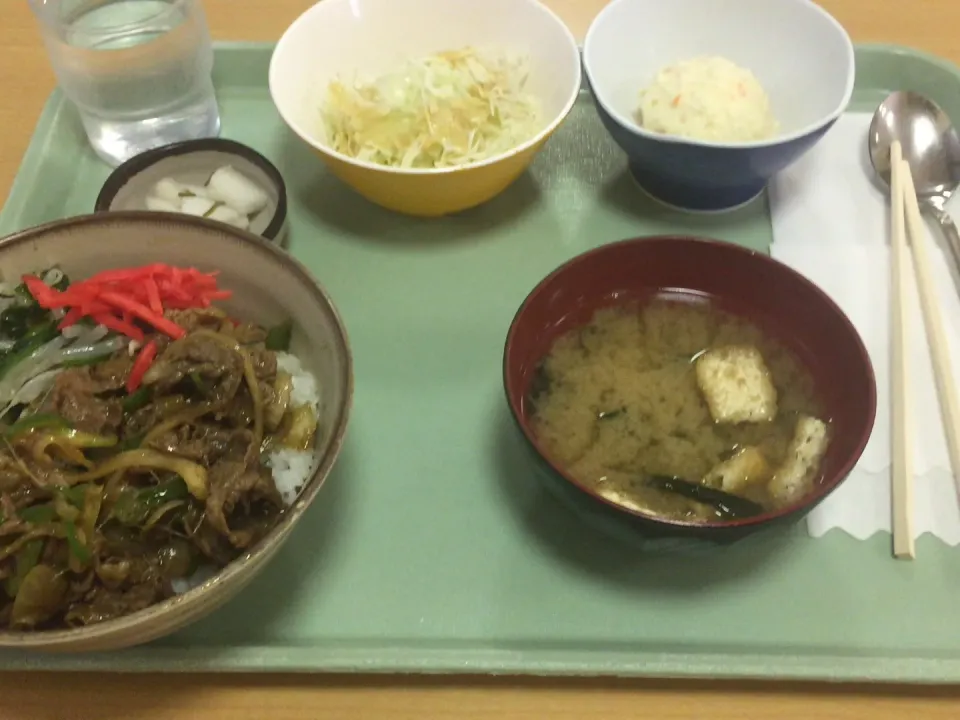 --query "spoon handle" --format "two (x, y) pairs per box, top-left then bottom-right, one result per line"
(929, 207), (960, 270)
